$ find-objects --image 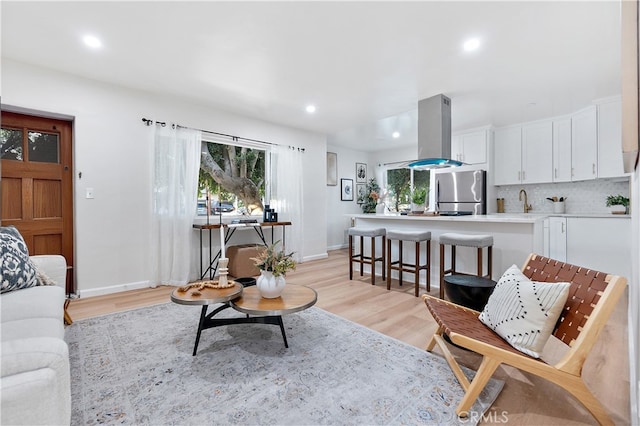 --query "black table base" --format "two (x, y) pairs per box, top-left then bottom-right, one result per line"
(192, 304), (288, 356)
